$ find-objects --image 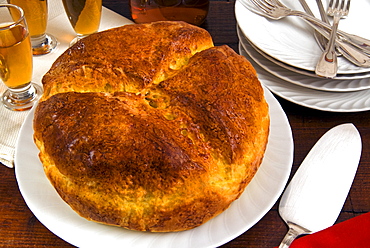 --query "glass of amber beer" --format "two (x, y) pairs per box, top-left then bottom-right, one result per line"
(62, 0), (102, 46)
(7, 0), (57, 55)
(0, 4), (42, 111)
